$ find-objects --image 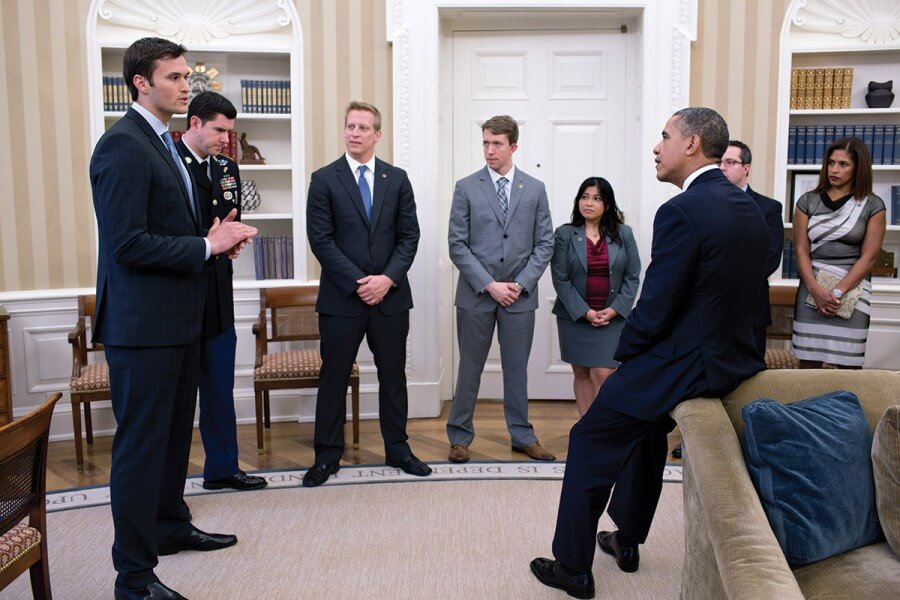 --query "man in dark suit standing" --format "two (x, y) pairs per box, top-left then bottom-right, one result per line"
(304, 101), (430, 487)
(177, 92), (267, 492)
(530, 108), (768, 599)
(721, 139), (785, 355)
(90, 38), (257, 600)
